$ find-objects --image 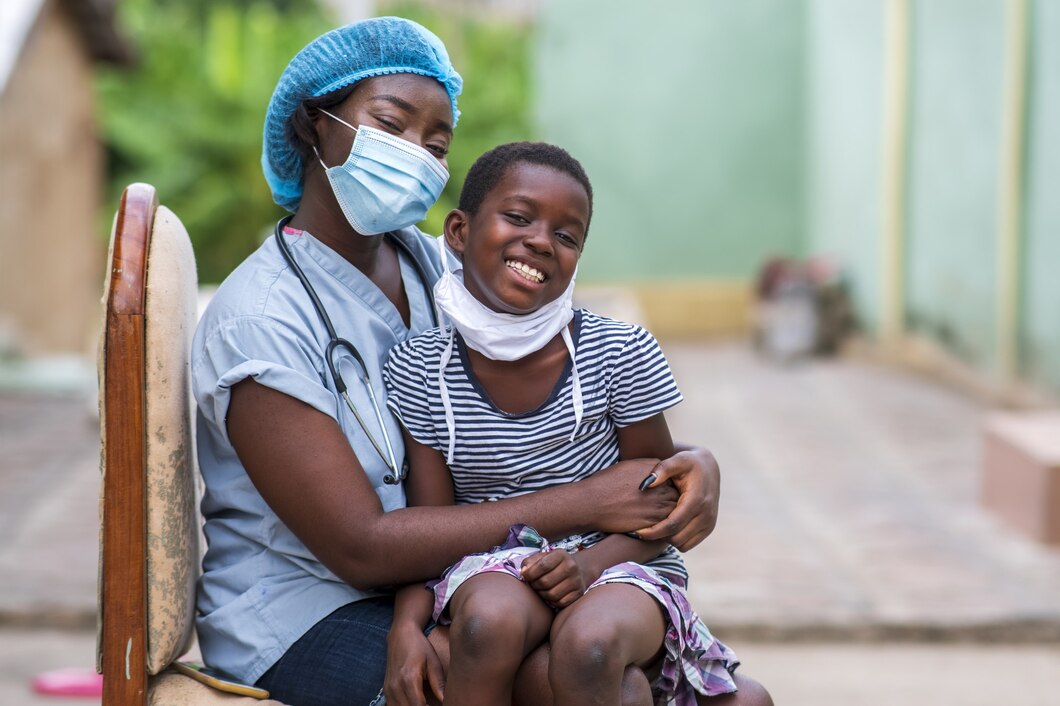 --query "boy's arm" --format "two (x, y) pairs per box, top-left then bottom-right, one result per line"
(402, 427), (456, 508)
(522, 413), (676, 605)
(616, 411), (676, 461)
(388, 427), (454, 628)
(391, 428), (454, 632)
(389, 428), (453, 632)
(385, 431), (453, 706)
(386, 583), (443, 705)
